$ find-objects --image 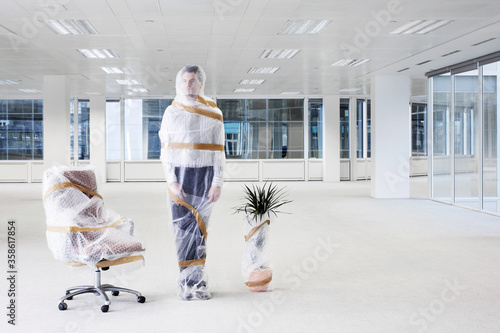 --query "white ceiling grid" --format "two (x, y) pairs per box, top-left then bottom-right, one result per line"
(0, 0), (498, 98)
